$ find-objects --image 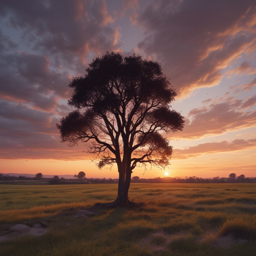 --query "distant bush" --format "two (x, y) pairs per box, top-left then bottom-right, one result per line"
(35, 173), (43, 179)
(49, 176), (60, 184)
(132, 176), (140, 182)
(77, 171), (86, 179)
